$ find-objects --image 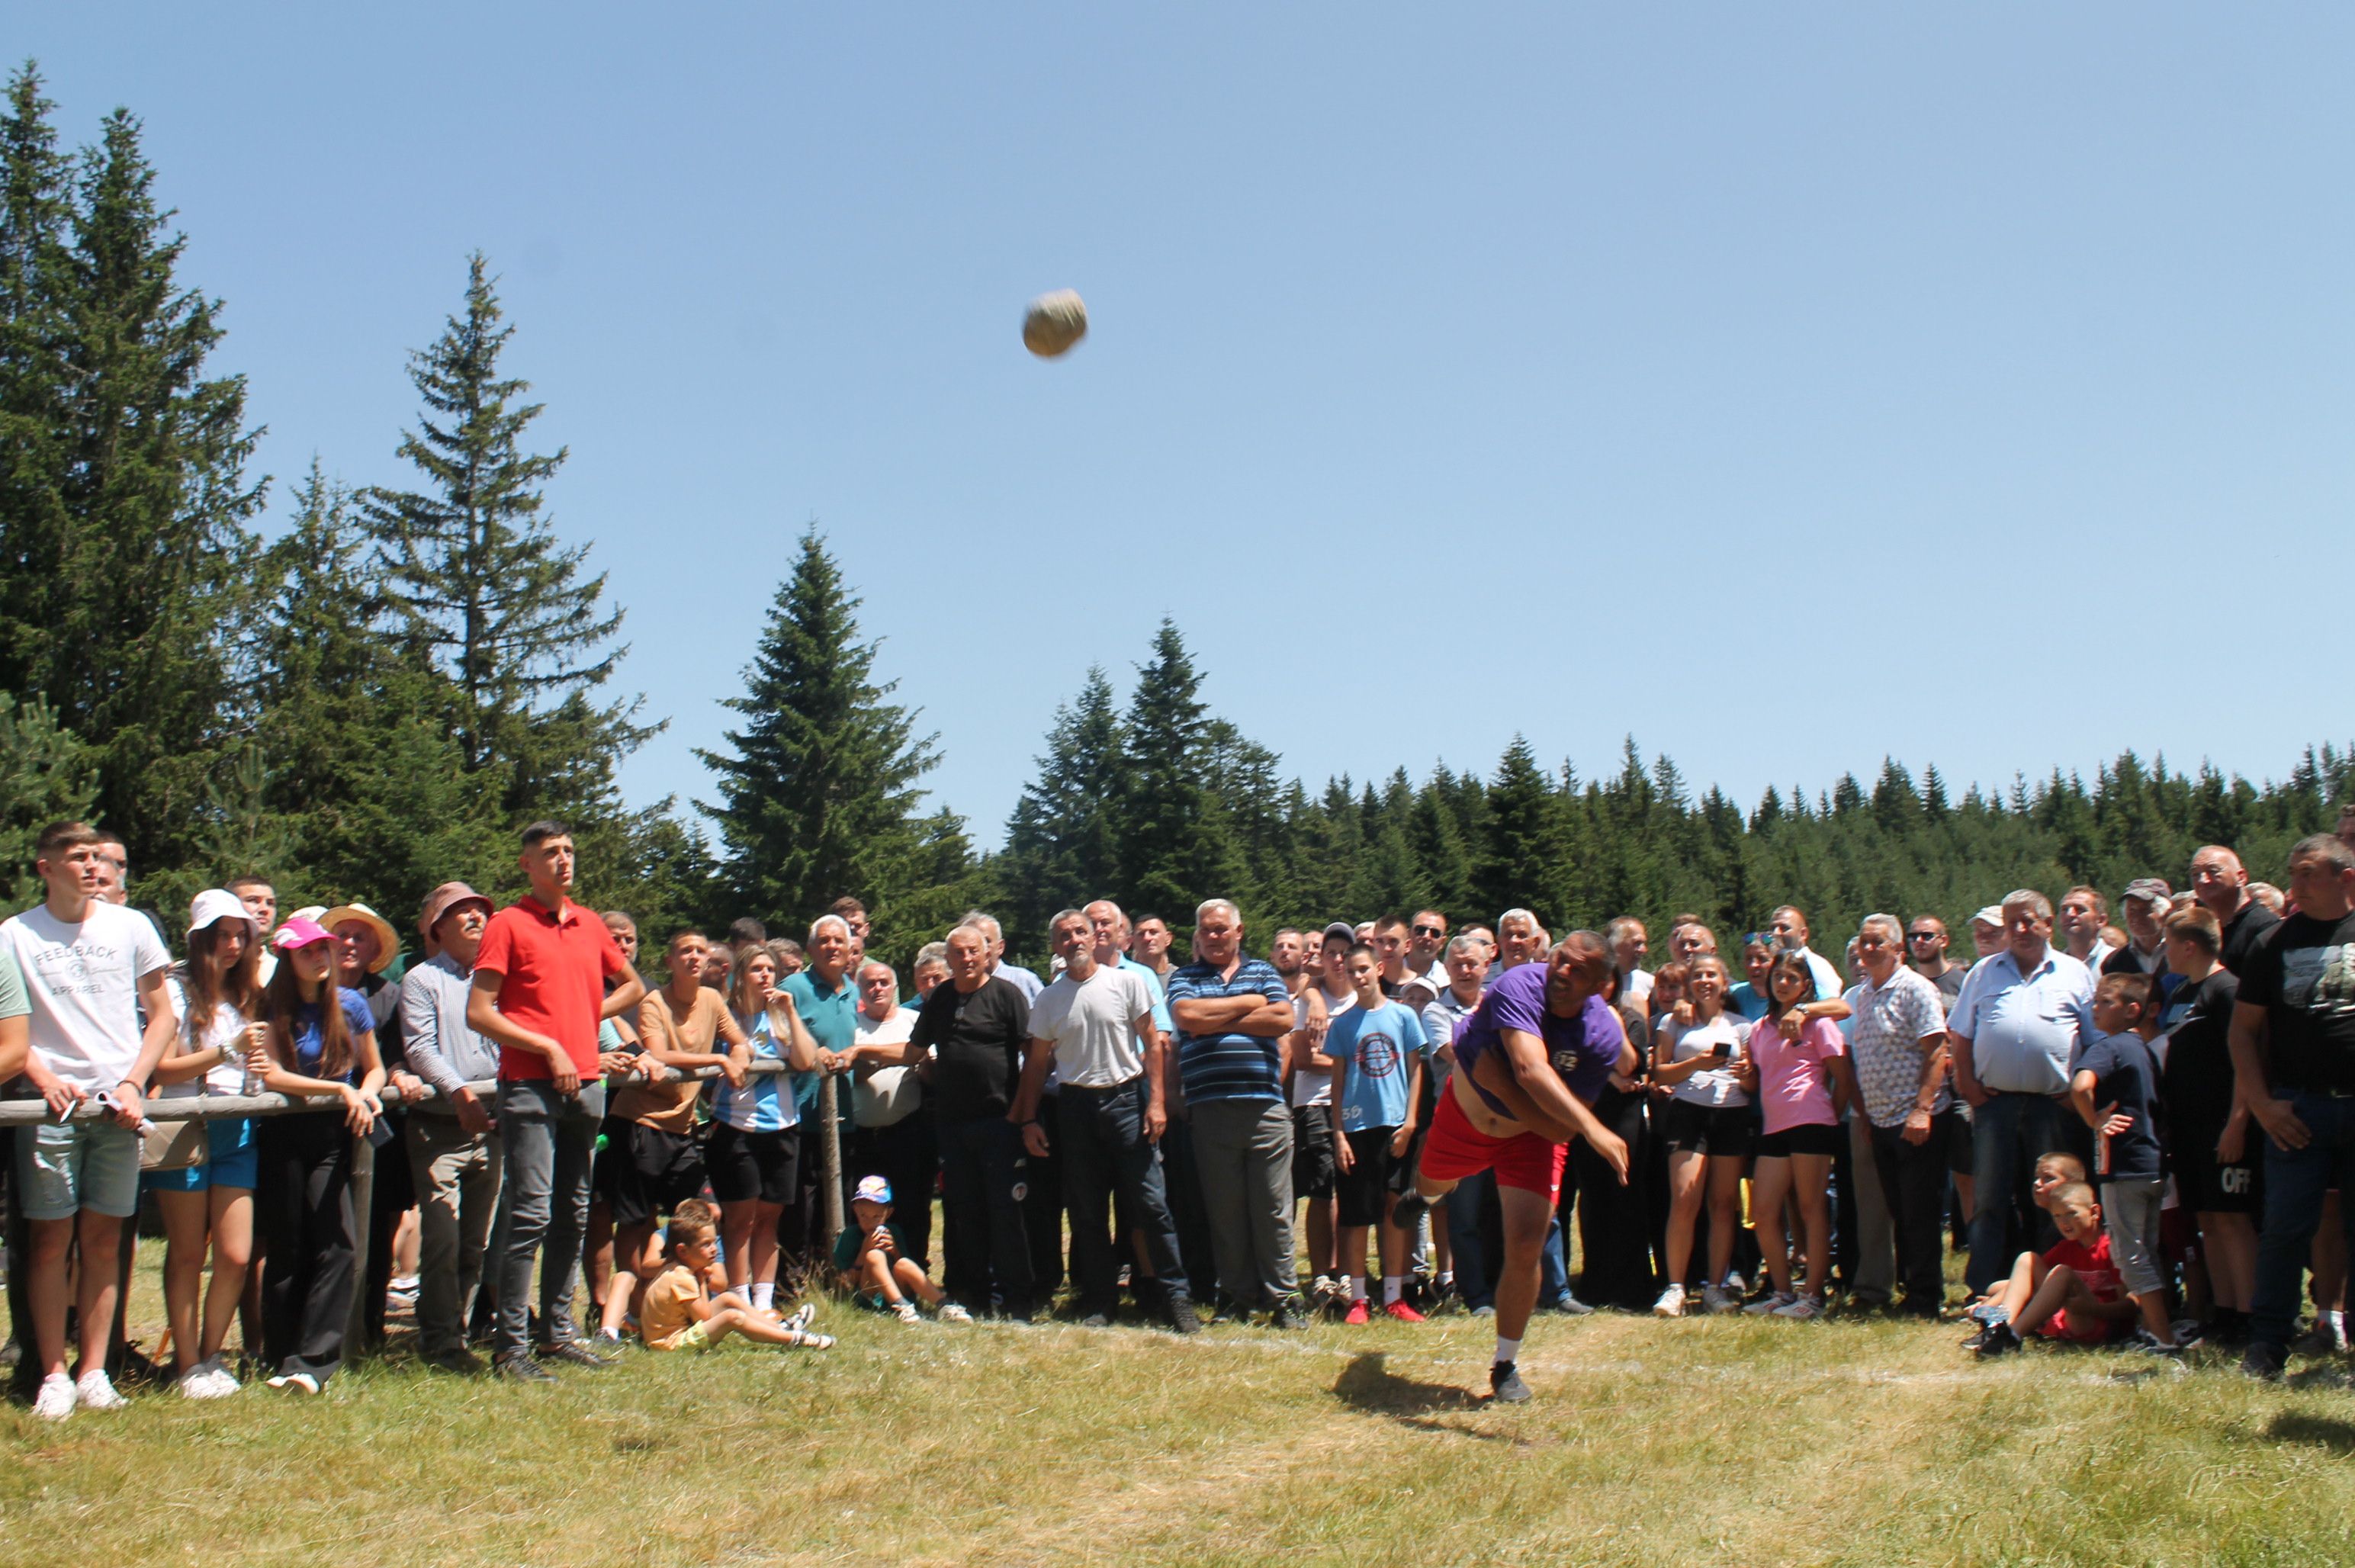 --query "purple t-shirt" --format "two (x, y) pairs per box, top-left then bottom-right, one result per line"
(1448, 963), (1621, 1120)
